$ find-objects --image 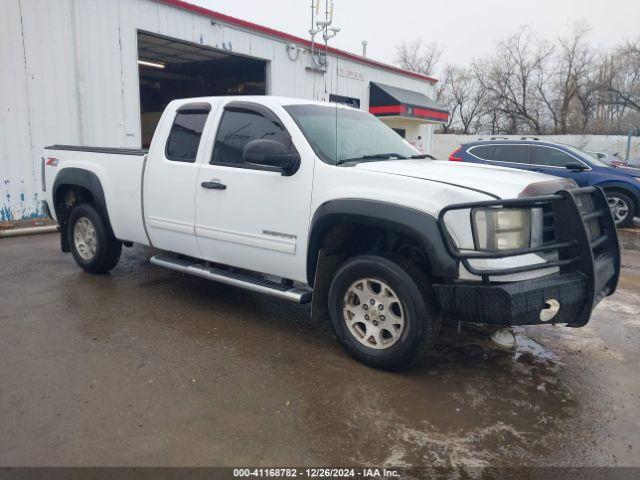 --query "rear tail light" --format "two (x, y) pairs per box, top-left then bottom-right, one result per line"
(449, 148), (463, 162)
